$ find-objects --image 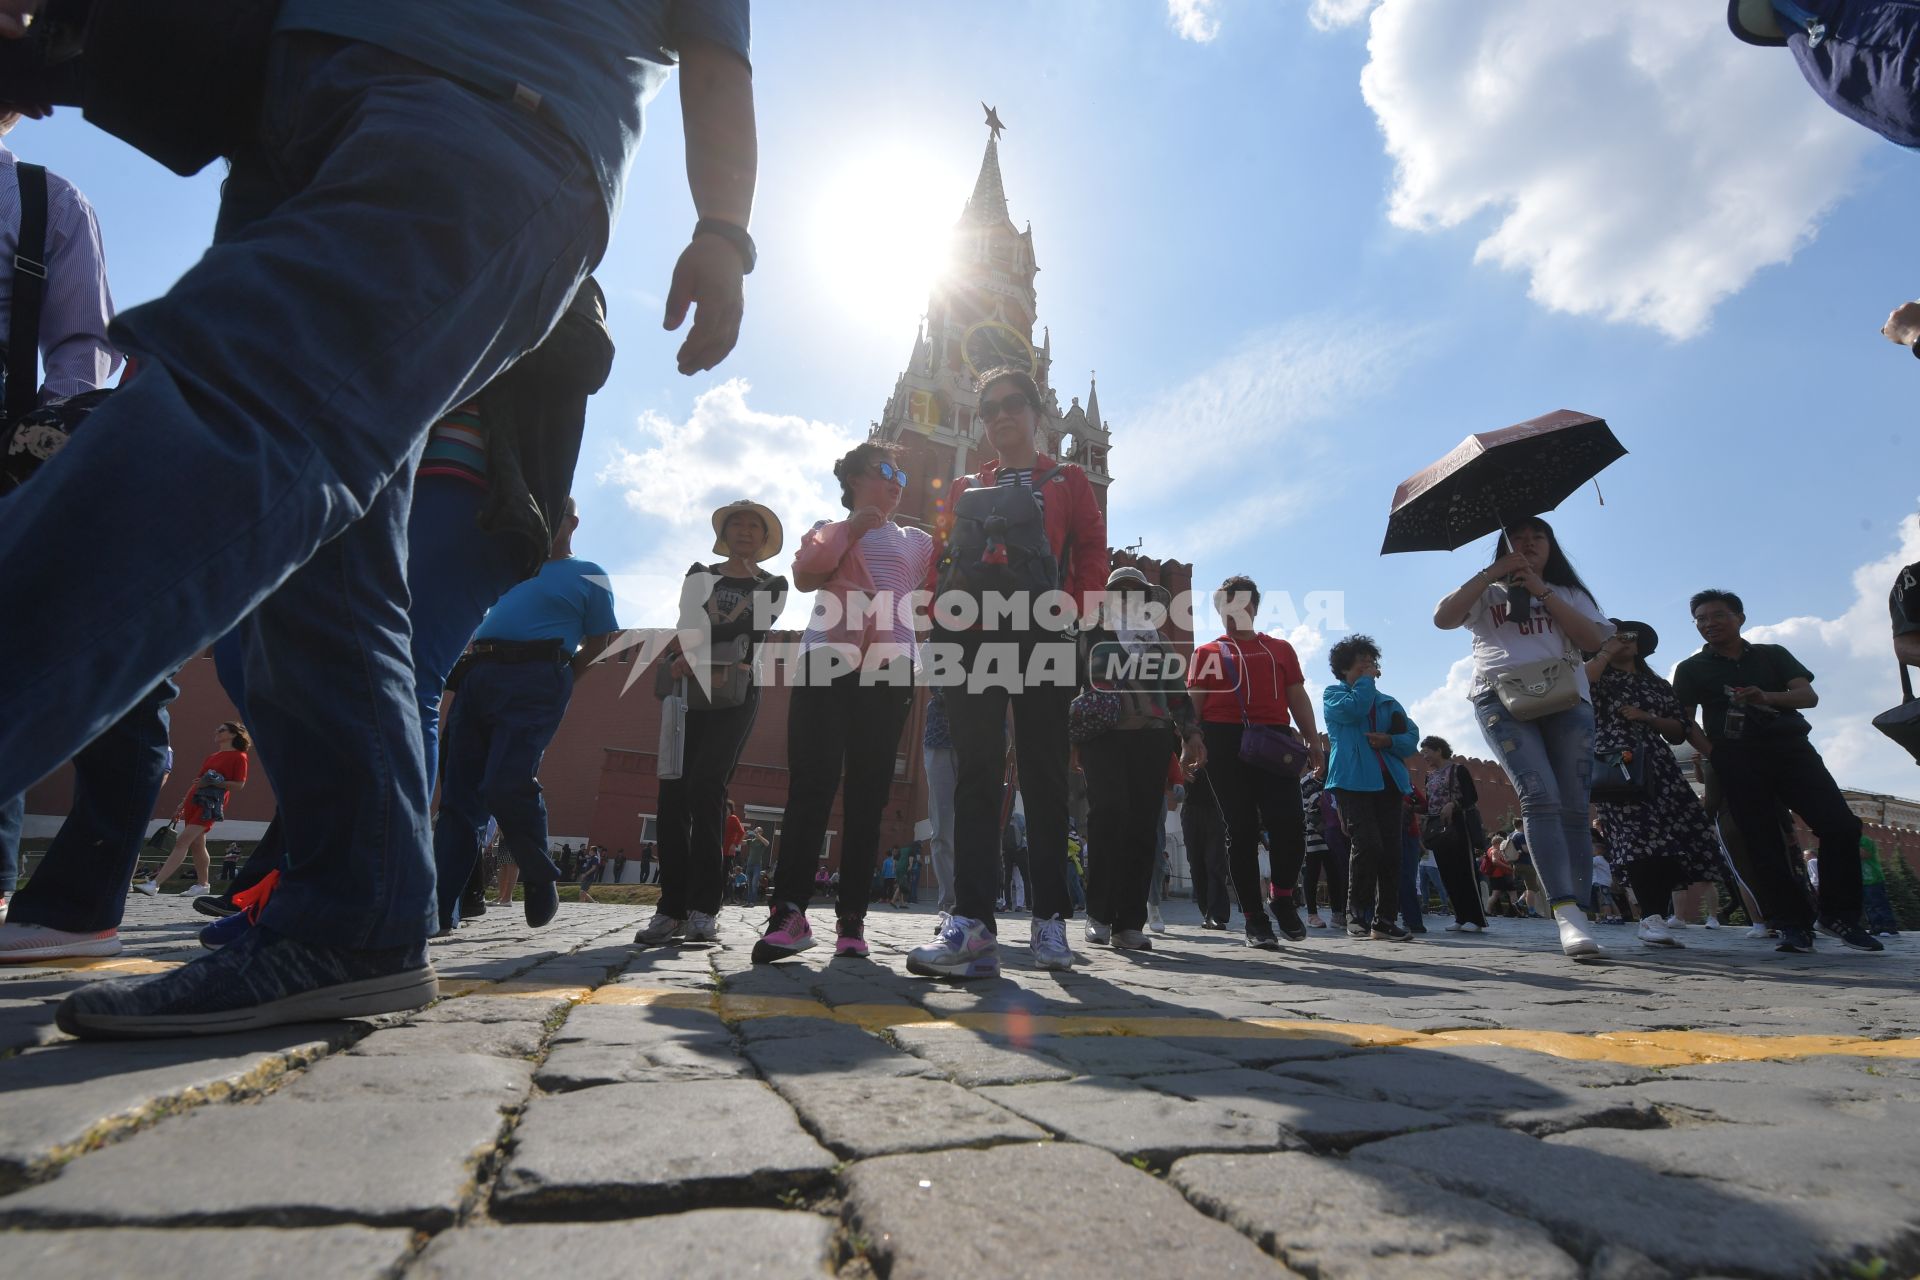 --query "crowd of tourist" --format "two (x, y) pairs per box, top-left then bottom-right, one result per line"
(0, 0), (1914, 1047)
